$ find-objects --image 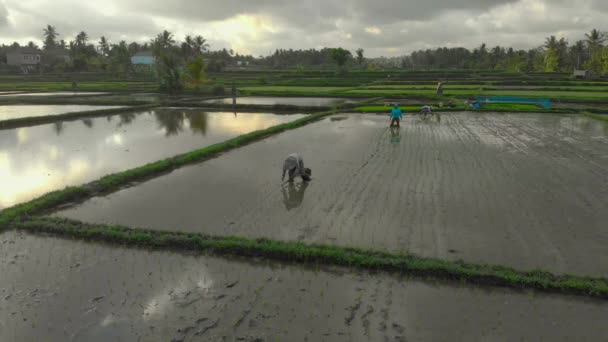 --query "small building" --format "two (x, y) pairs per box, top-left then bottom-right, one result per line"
(6, 47), (41, 66)
(6, 48), (41, 74)
(131, 51), (155, 65)
(573, 70), (588, 79)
